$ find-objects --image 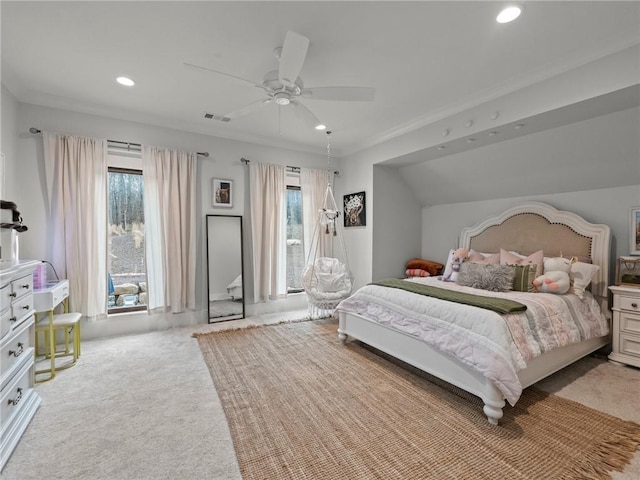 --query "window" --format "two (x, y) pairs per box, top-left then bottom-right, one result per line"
(286, 181), (305, 293)
(107, 167), (147, 313)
